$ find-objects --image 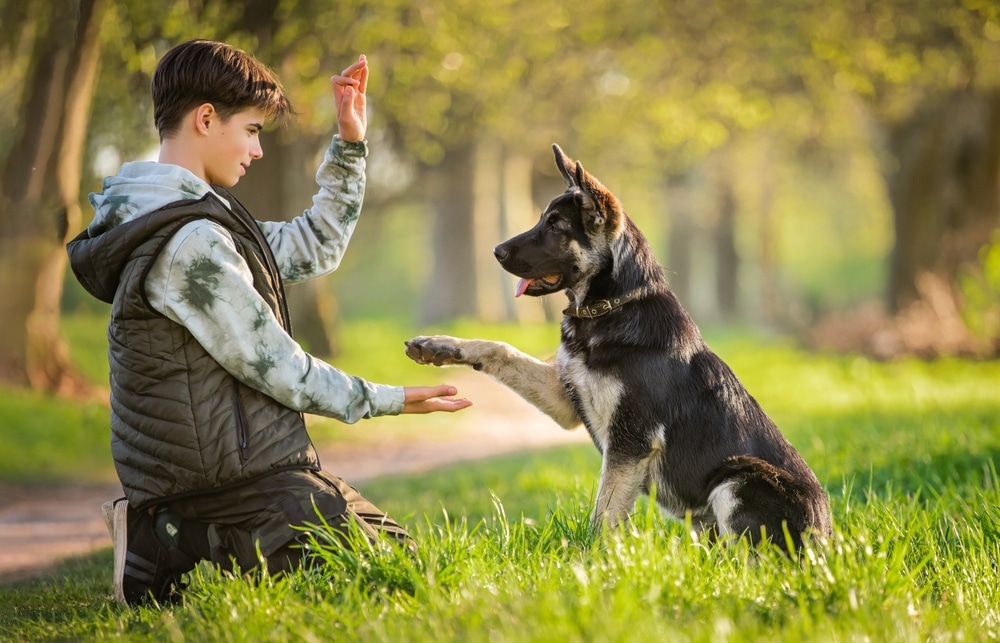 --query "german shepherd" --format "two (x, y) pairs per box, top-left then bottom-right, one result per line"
(405, 145), (832, 551)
